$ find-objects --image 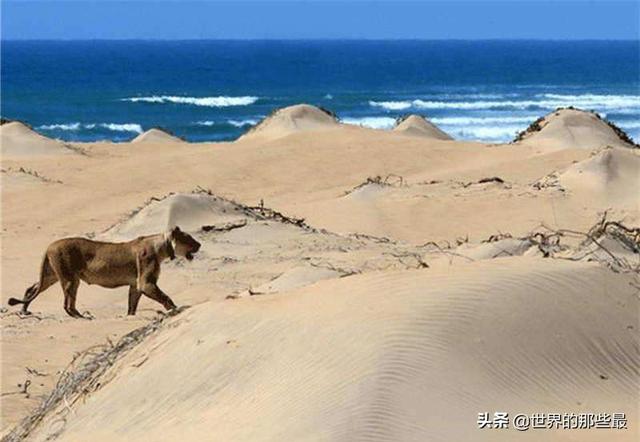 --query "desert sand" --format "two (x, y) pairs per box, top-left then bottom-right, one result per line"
(131, 128), (185, 144)
(1, 106), (638, 441)
(392, 114), (453, 140)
